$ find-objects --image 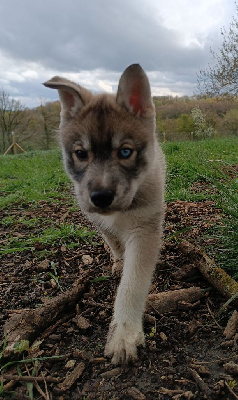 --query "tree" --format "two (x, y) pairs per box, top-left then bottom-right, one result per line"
(197, 3), (238, 97)
(0, 89), (25, 153)
(38, 100), (60, 150)
(191, 107), (216, 138)
(223, 108), (238, 135)
(177, 113), (194, 134)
